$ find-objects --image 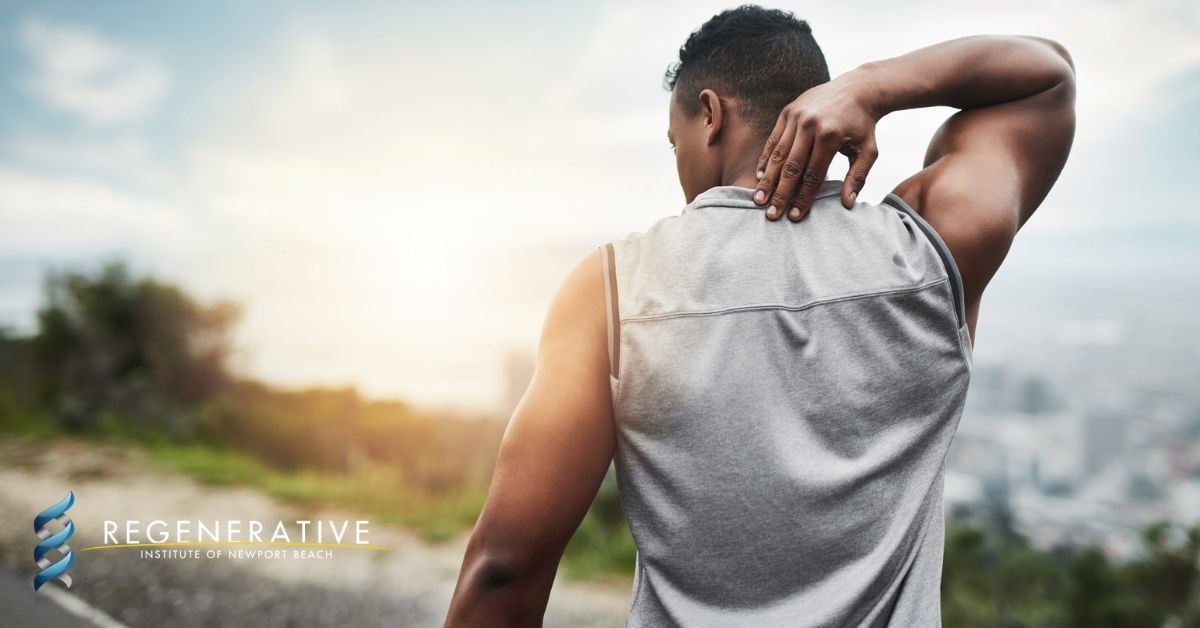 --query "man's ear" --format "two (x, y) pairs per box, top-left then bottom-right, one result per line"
(698, 89), (724, 146)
